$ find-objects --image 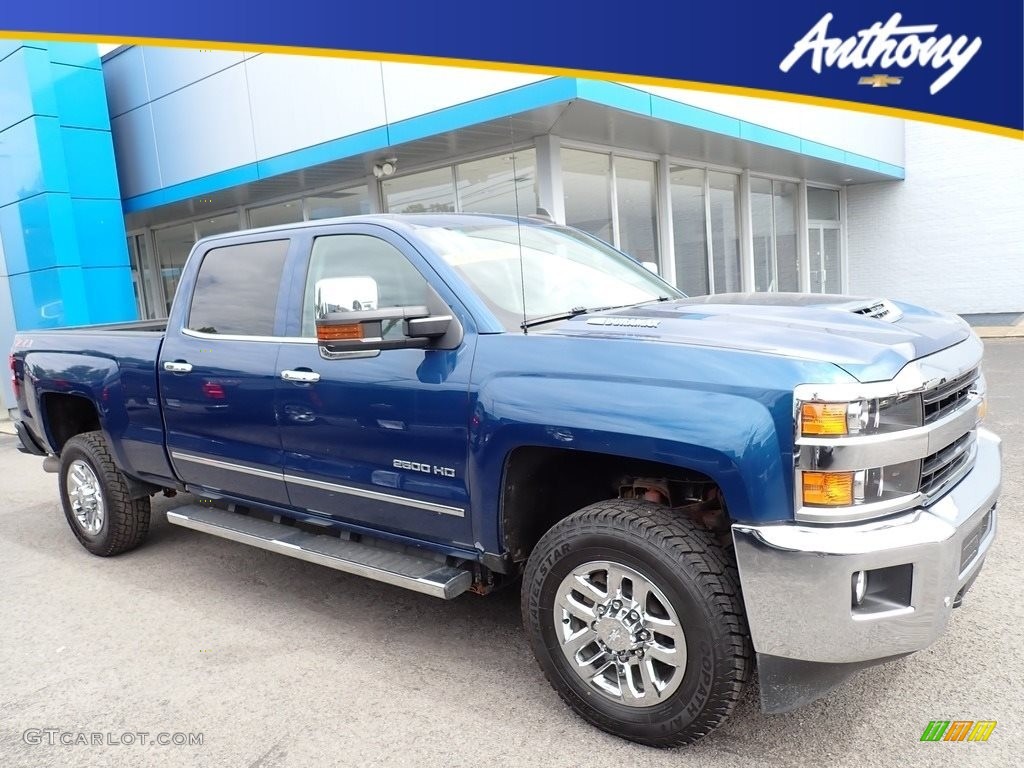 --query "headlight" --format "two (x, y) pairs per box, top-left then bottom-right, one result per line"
(799, 395), (922, 437)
